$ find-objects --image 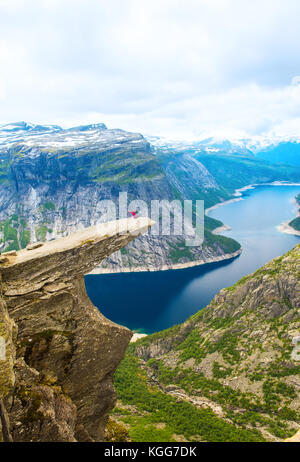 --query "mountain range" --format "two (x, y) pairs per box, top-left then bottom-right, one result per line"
(0, 122), (299, 273)
(0, 122), (299, 443)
